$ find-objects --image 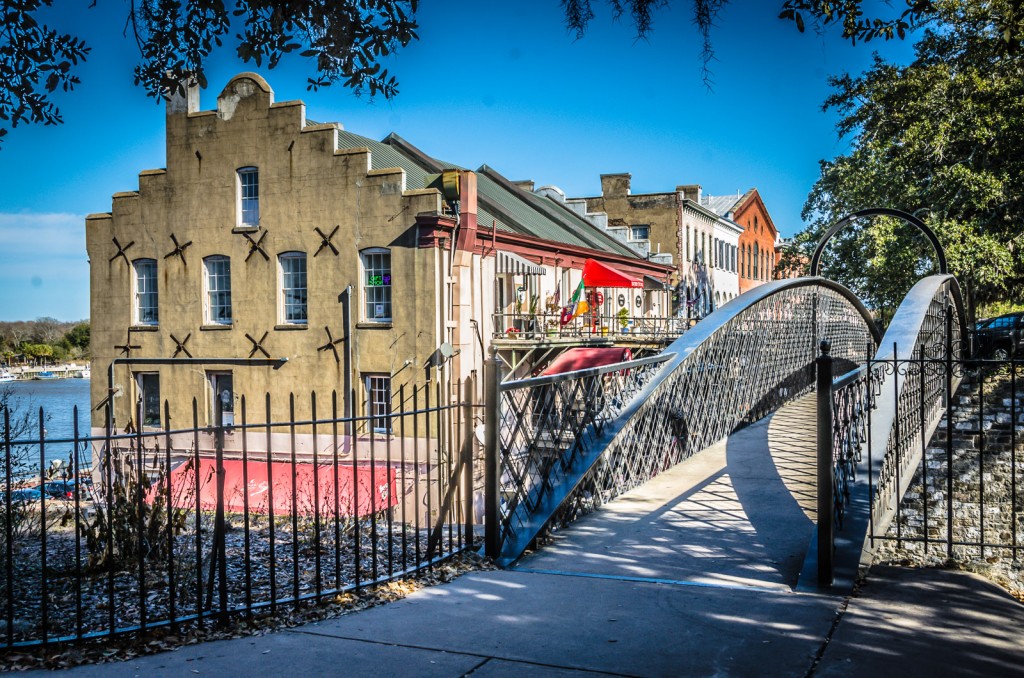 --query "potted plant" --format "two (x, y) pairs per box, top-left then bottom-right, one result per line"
(617, 307), (630, 331)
